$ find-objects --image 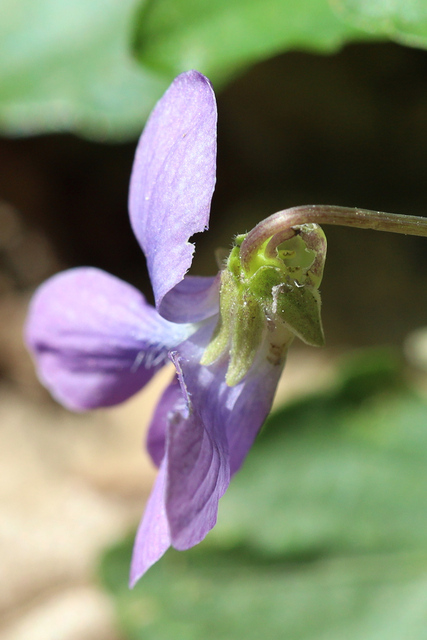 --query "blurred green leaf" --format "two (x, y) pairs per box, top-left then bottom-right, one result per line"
(213, 377), (427, 557)
(133, 0), (373, 84)
(0, 0), (169, 139)
(102, 540), (427, 640)
(100, 348), (427, 638)
(330, 0), (427, 48)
